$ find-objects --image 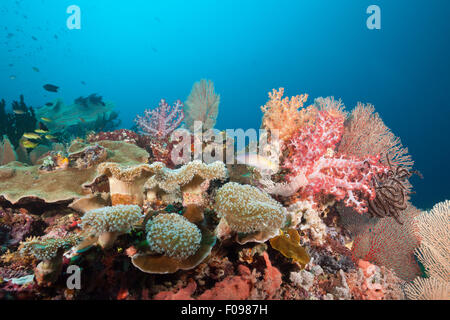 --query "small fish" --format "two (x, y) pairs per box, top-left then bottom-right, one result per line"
(81, 81), (86, 85)
(34, 129), (47, 134)
(32, 66), (40, 72)
(6, 33), (14, 38)
(235, 153), (278, 172)
(41, 117), (52, 122)
(22, 140), (38, 149)
(23, 133), (41, 140)
(54, 34), (58, 39)
(31, 36), (37, 41)
(56, 155), (69, 169)
(79, 117), (86, 123)
(8, 63), (13, 67)
(45, 134), (57, 140)
(9, 75), (16, 80)
(43, 84), (59, 92)
(44, 102), (53, 107)
(345, 241), (353, 250)
(13, 103), (27, 114)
